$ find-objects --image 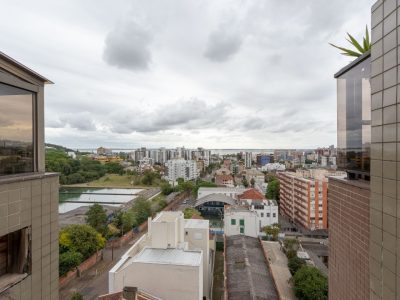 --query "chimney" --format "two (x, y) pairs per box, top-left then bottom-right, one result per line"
(123, 286), (138, 300)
